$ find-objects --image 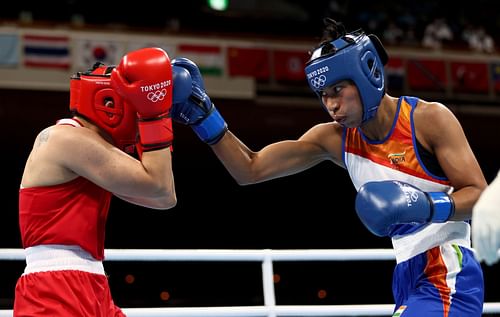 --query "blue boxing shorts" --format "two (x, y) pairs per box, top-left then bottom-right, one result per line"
(392, 244), (483, 317)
